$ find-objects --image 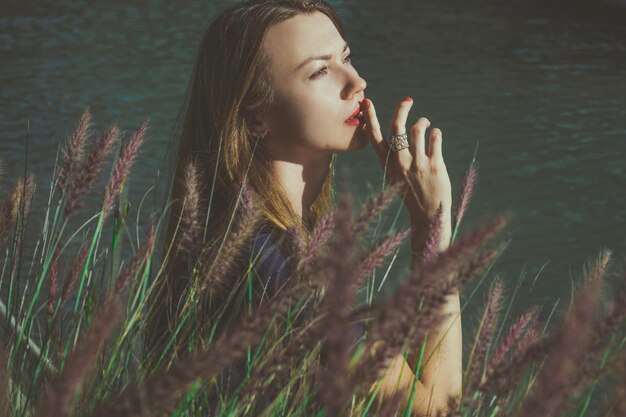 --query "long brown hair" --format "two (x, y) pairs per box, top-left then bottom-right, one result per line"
(144, 0), (345, 365)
